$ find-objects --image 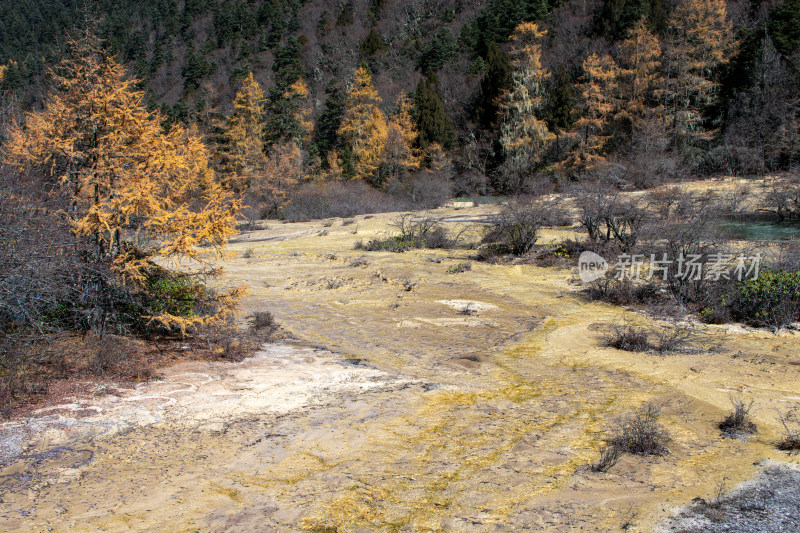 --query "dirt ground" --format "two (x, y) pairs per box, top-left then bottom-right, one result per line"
(1, 179), (798, 532)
